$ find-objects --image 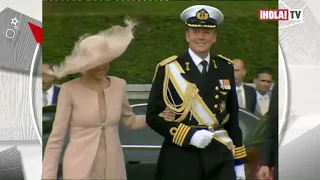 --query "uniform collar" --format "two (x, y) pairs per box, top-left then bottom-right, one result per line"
(188, 48), (210, 66)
